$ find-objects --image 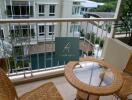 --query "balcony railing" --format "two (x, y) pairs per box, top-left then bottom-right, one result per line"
(0, 18), (116, 78)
